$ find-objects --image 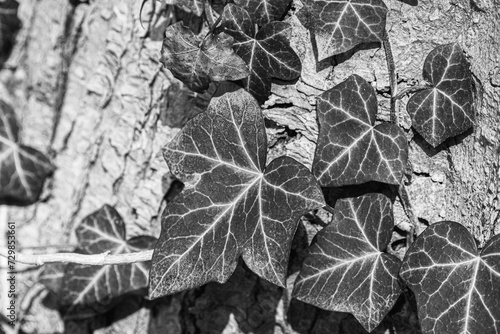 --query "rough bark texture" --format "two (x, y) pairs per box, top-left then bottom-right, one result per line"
(1, 0), (499, 333)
